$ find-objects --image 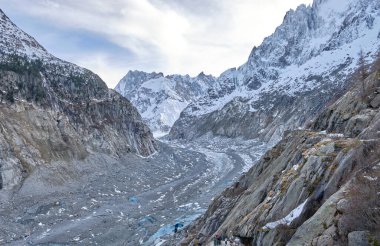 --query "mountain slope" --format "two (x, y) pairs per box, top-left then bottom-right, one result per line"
(169, 0), (380, 143)
(115, 71), (215, 137)
(180, 63), (380, 246)
(0, 8), (156, 198)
